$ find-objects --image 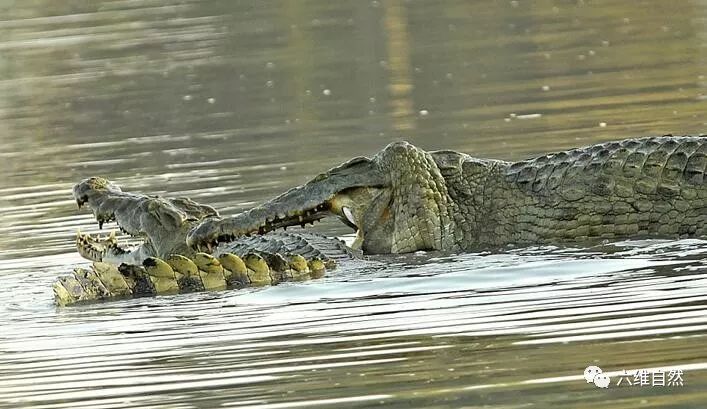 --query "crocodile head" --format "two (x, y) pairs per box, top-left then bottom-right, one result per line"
(188, 142), (459, 254)
(73, 177), (218, 264)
